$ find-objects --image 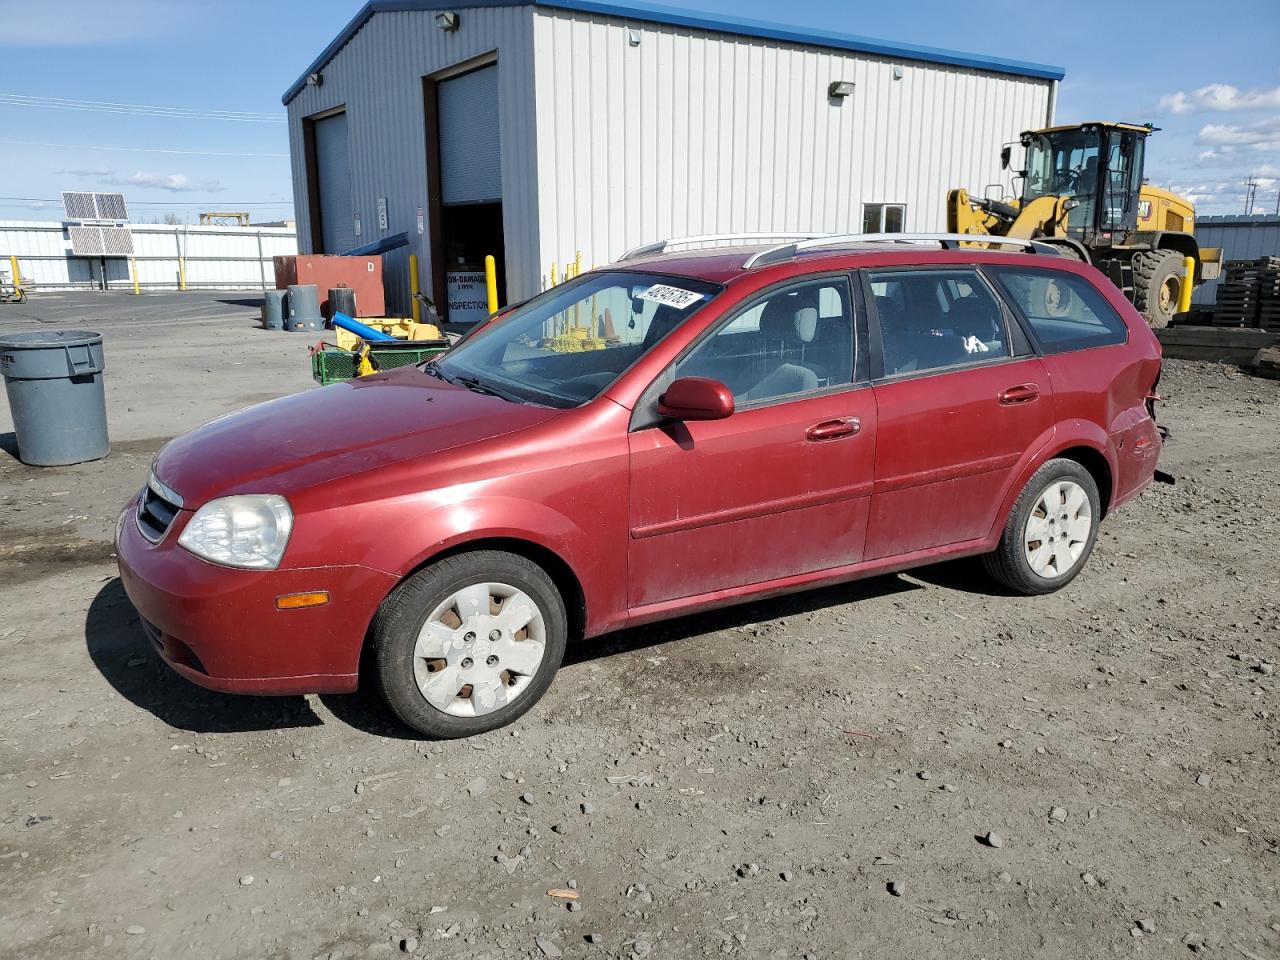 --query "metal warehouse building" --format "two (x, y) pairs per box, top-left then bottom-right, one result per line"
(284, 0), (1063, 319)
